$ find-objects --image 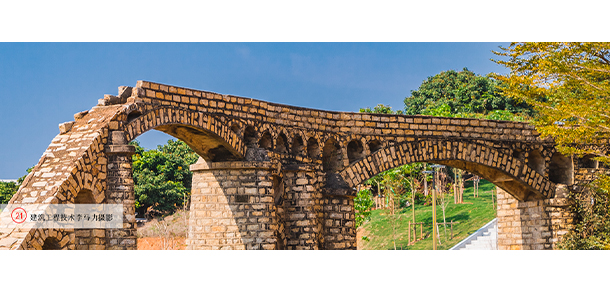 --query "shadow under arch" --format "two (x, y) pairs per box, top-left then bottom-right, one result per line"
(122, 108), (246, 162)
(339, 139), (555, 201)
